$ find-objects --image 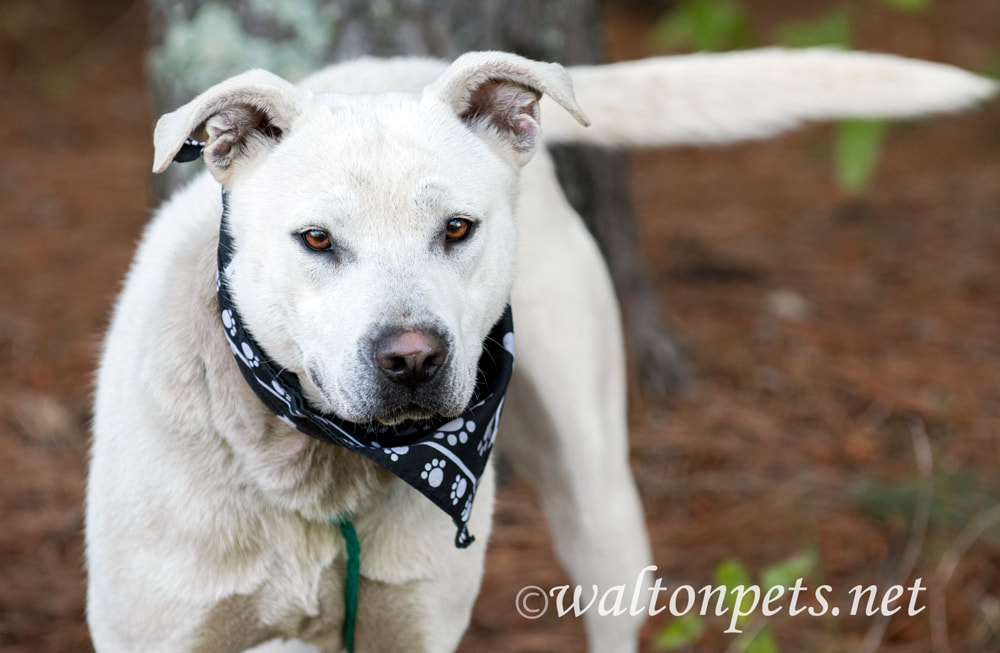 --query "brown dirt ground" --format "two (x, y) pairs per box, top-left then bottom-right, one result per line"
(1, 1), (998, 652)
